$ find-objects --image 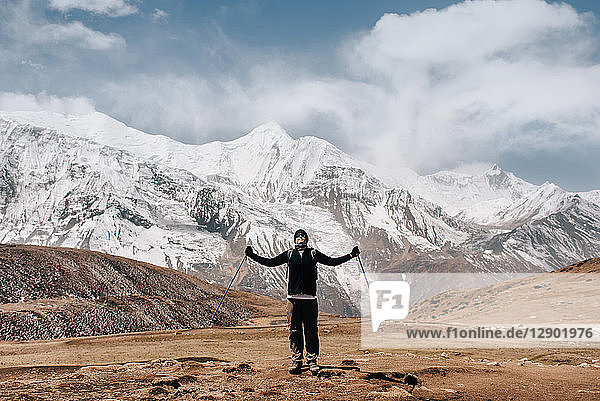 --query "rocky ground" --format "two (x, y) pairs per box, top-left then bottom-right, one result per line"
(1, 315), (599, 400)
(2, 247), (599, 399)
